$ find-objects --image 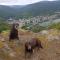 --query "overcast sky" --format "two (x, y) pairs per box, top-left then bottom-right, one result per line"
(0, 0), (57, 5)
